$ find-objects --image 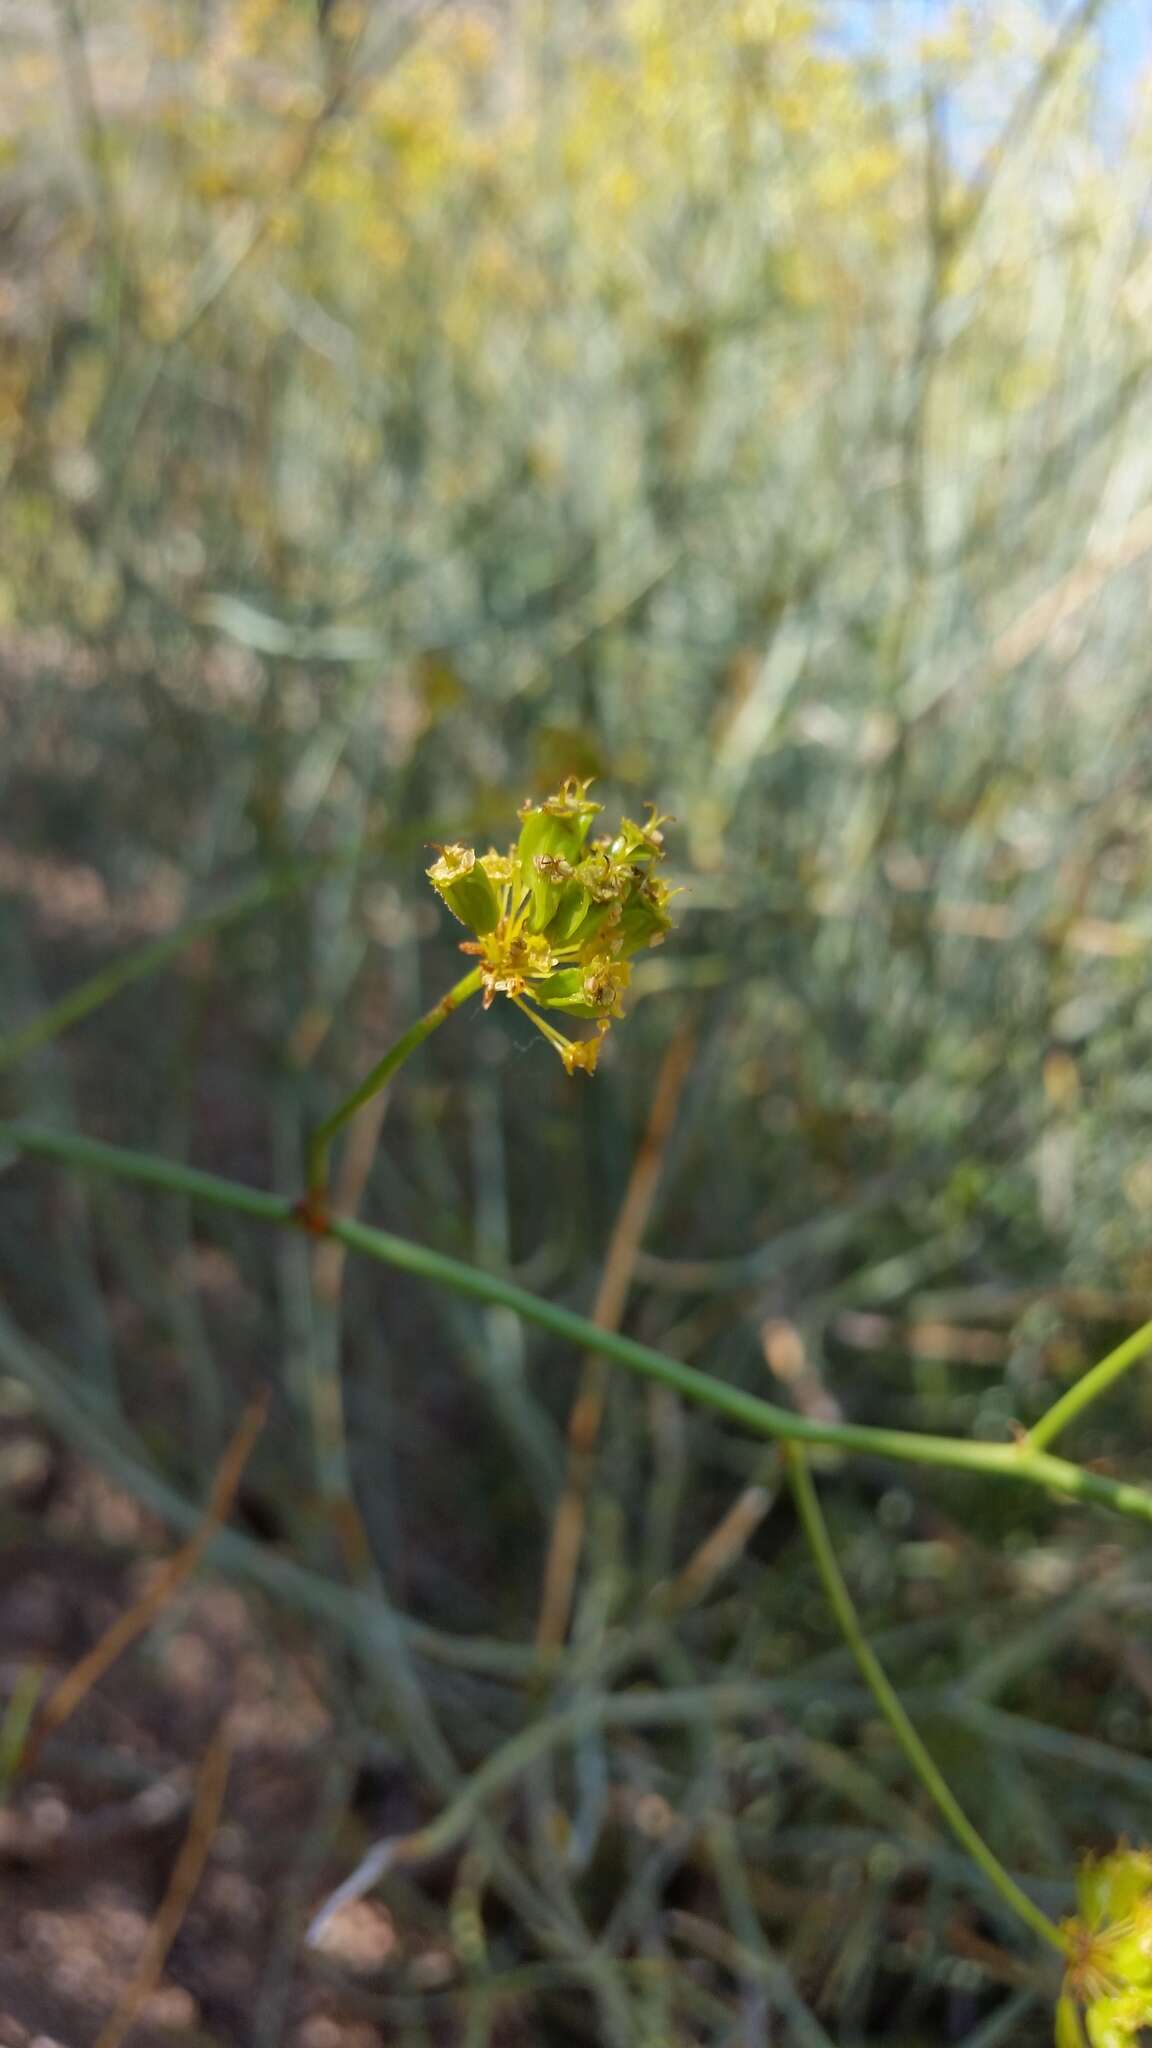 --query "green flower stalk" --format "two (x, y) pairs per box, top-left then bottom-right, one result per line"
(427, 777), (674, 1077)
(308, 780), (673, 1193)
(784, 1443), (1065, 1957)
(1057, 1849), (1152, 2048)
